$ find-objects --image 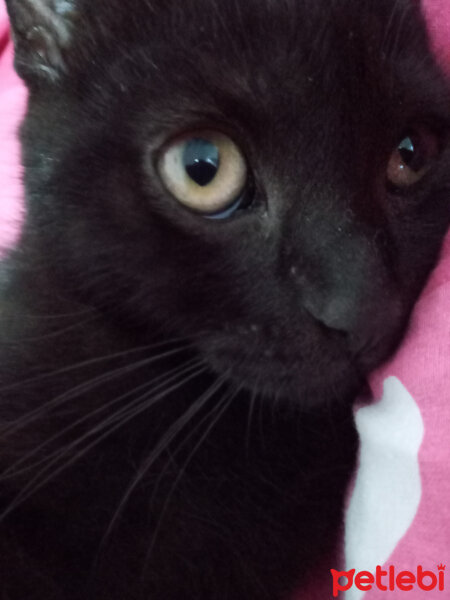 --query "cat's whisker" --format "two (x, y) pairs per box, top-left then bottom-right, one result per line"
(0, 306), (95, 320)
(0, 334), (202, 395)
(143, 383), (240, 570)
(0, 342), (197, 438)
(99, 372), (229, 547)
(245, 388), (258, 457)
(146, 375), (234, 514)
(380, 0), (401, 57)
(1, 357), (203, 480)
(0, 363), (207, 522)
(2, 313), (100, 344)
(383, 0), (417, 62)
